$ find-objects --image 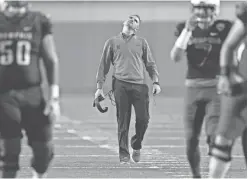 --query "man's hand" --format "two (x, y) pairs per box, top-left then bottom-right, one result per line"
(44, 84), (60, 121)
(152, 83), (161, 95)
(185, 15), (198, 31)
(217, 76), (231, 95)
(93, 88), (109, 113)
(44, 98), (60, 121)
(95, 88), (105, 99)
